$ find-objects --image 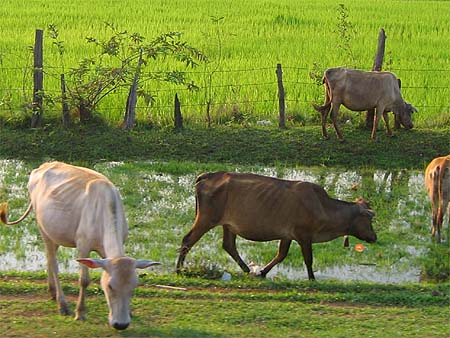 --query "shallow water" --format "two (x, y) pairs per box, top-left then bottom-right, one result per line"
(0, 160), (436, 284)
